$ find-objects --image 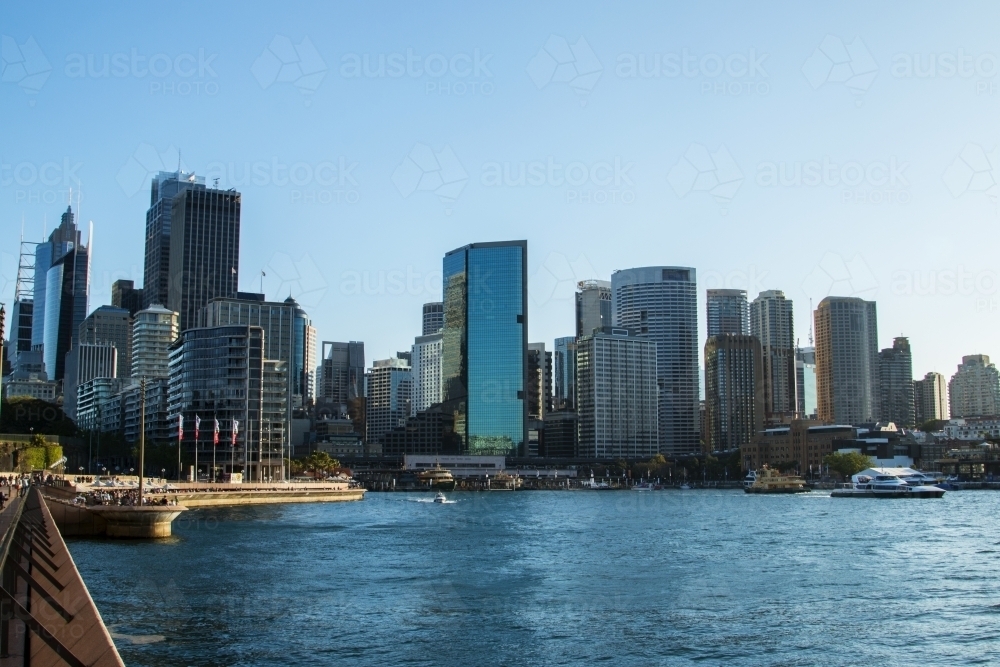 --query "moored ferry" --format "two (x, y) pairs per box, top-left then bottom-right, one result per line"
(417, 465), (456, 491)
(744, 467), (810, 494)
